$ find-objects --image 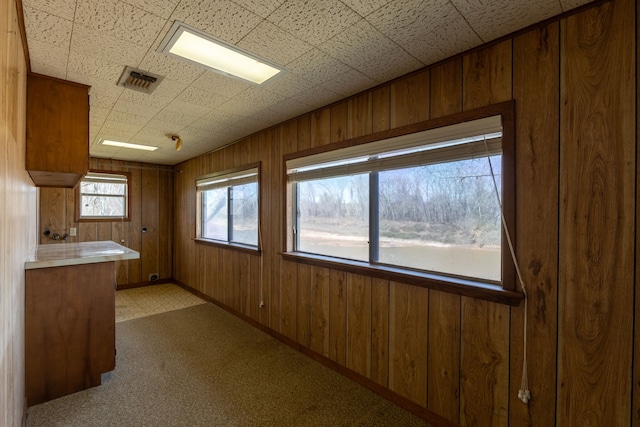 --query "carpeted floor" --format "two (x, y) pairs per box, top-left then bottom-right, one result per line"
(27, 301), (433, 426)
